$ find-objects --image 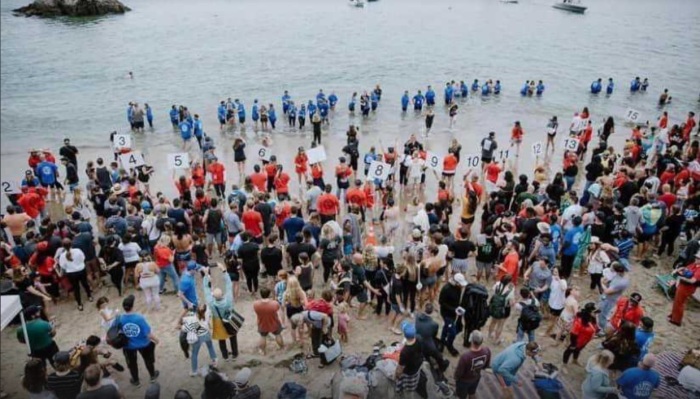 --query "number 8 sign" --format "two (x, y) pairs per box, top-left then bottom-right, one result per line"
(367, 161), (391, 181)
